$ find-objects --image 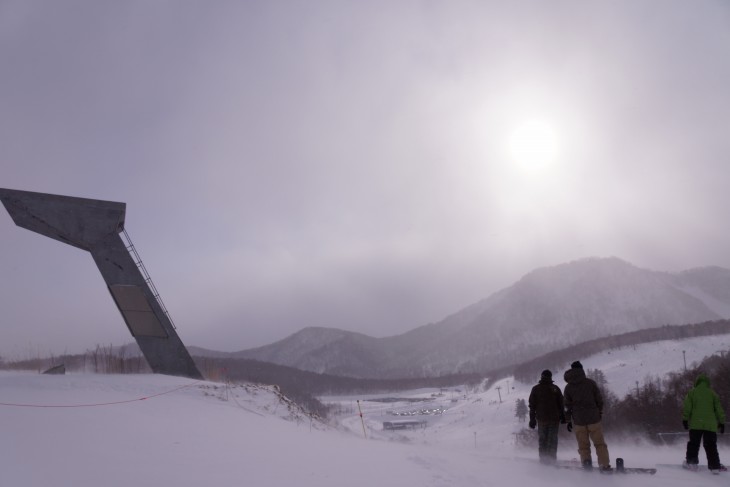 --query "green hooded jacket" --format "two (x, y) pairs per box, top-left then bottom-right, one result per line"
(682, 374), (726, 432)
